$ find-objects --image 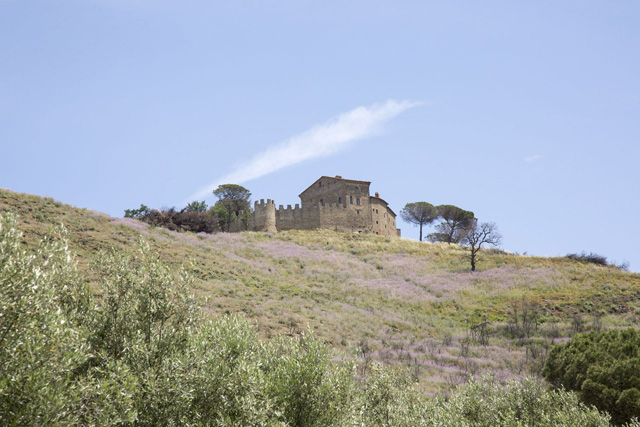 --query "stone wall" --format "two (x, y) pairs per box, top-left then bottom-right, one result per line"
(369, 197), (397, 237)
(252, 199), (276, 232)
(251, 176), (401, 237)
